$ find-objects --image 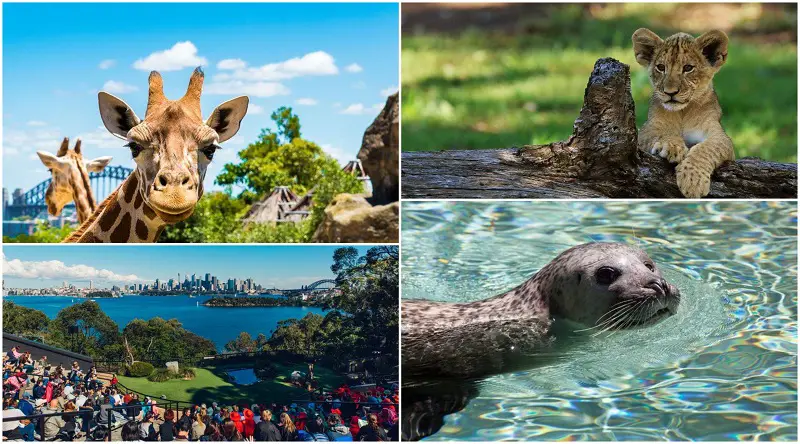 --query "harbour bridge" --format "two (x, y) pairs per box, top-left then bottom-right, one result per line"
(282, 279), (337, 295)
(3, 165), (133, 220)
